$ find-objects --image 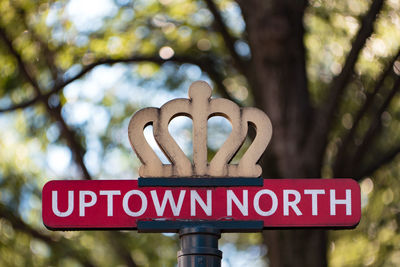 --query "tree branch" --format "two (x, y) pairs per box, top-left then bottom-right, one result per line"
(1, 55), (235, 112)
(0, 203), (96, 267)
(201, 58), (242, 106)
(0, 25), (91, 180)
(13, 4), (60, 80)
(0, 32), (143, 267)
(48, 103), (93, 180)
(355, 143), (400, 180)
(107, 232), (138, 267)
(0, 31), (234, 182)
(334, 49), (400, 175)
(0, 27), (41, 91)
(308, 0), (385, 167)
(351, 76), (400, 167)
(204, 0), (247, 74)
(0, 97), (41, 112)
